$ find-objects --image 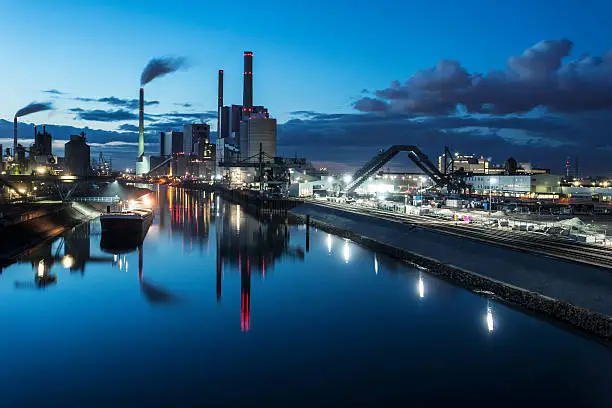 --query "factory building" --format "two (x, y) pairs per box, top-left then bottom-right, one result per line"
(33, 125), (52, 156)
(183, 124), (211, 154)
(239, 117), (276, 162)
(438, 151), (550, 175)
(159, 130), (184, 156)
(65, 133), (90, 176)
(465, 174), (562, 195)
